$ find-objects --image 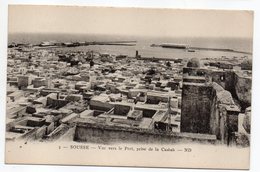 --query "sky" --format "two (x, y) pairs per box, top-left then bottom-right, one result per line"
(8, 5), (254, 38)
